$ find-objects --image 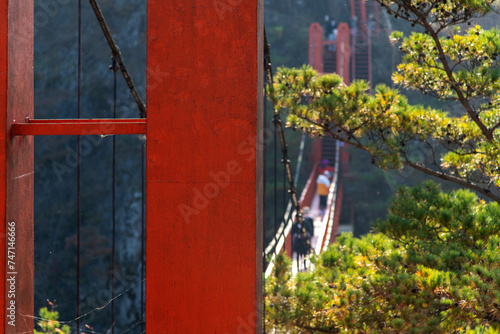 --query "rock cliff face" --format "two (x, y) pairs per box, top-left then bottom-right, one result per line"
(34, 1), (146, 332)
